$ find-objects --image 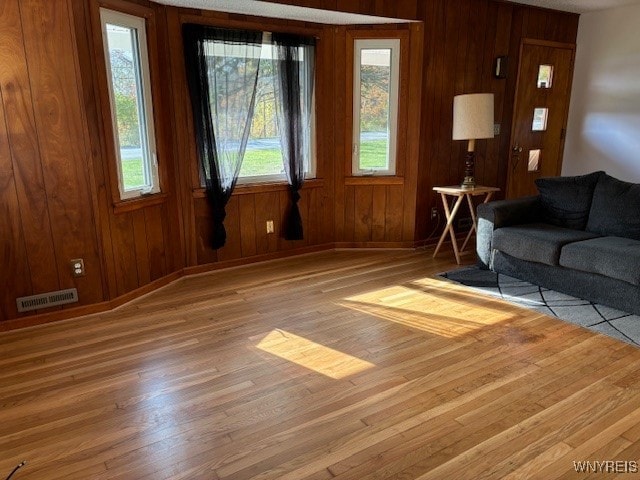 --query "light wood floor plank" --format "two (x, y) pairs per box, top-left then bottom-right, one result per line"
(1, 250), (639, 479)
